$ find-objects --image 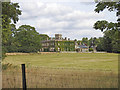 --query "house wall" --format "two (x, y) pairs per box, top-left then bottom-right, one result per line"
(41, 40), (75, 52)
(41, 40), (55, 52)
(76, 48), (89, 52)
(55, 41), (75, 52)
